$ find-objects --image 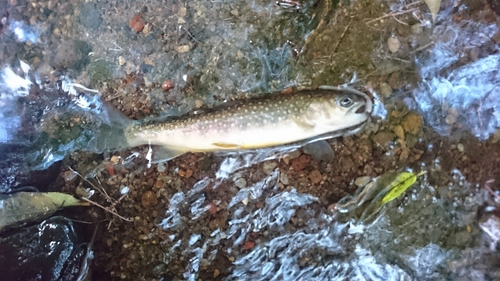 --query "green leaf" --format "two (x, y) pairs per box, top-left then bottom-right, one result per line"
(0, 192), (89, 232)
(381, 171), (426, 204)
